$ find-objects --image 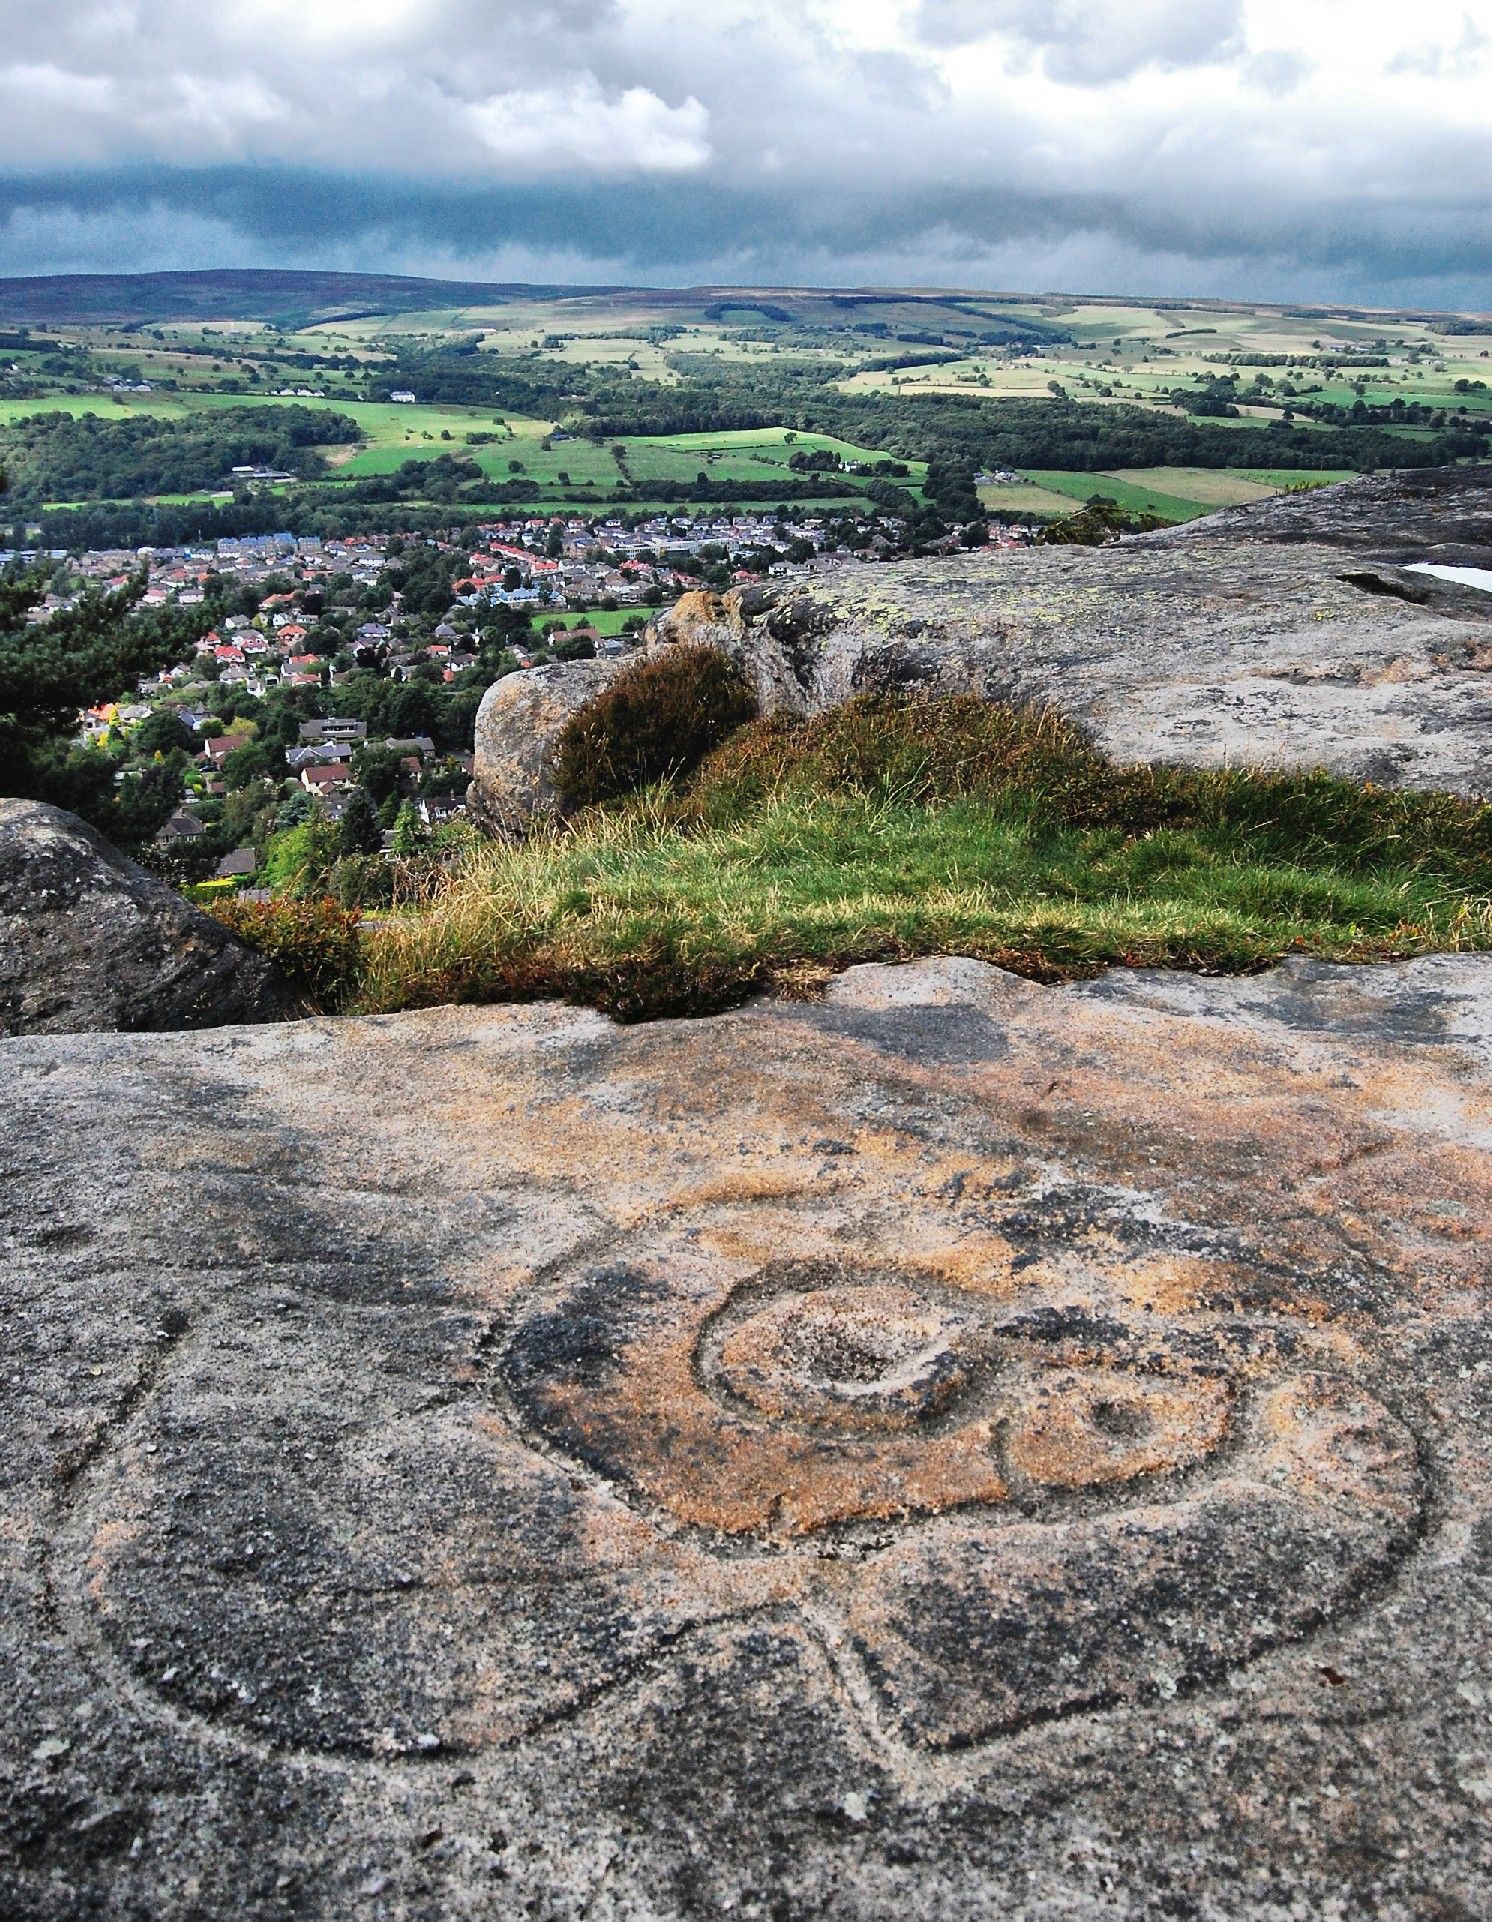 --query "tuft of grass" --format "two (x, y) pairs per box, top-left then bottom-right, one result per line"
(212, 897), (363, 1010)
(552, 644), (756, 810)
(341, 697), (1492, 1022)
